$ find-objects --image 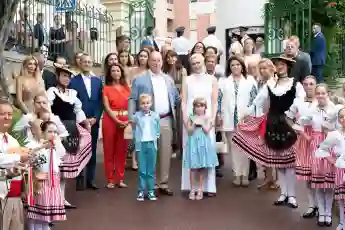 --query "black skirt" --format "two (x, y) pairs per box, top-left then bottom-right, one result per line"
(61, 120), (80, 154)
(264, 114), (297, 151)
